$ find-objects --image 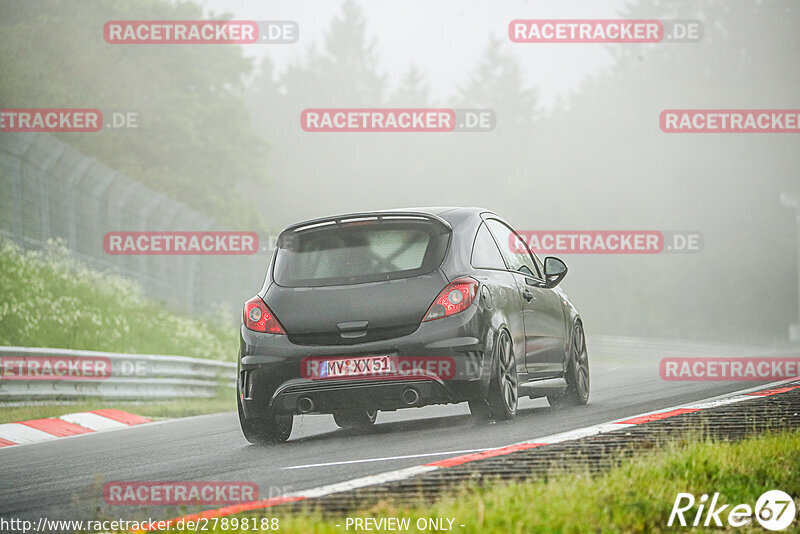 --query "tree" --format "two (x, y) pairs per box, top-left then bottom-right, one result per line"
(455, 36), (541, 133)
(0, 0), (269, 229)
(278, 0), (385, 106)
(389, 66), (430, 107)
